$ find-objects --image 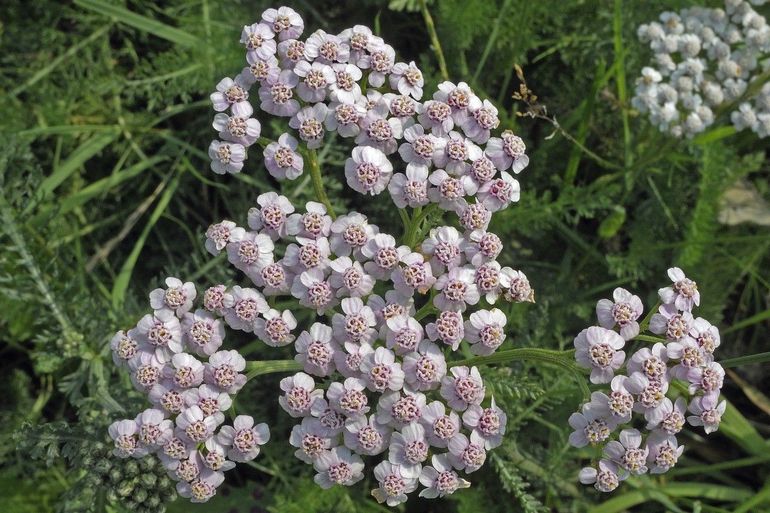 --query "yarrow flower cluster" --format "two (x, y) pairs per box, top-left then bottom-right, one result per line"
(108, 277), (270, 503)
(633, 0), (770, 138)
(571, 268), (725, 492)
